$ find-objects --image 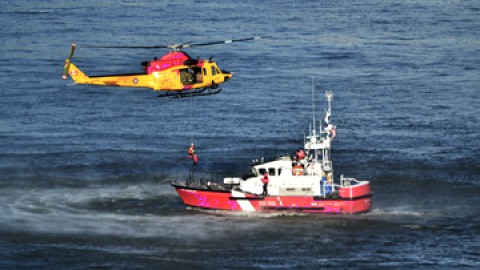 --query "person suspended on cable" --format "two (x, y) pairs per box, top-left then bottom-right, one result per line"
(187, 143), (195, 159)
(192, 153), (199, 166)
